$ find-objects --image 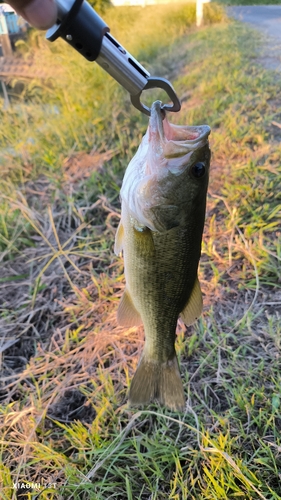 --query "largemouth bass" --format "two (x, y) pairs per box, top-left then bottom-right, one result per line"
(115, 101), (211, 411)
